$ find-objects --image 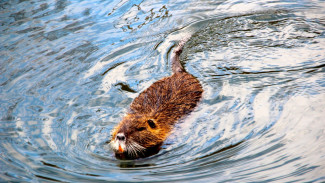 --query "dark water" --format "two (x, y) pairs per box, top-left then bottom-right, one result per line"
(1, 0), (325, 182)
